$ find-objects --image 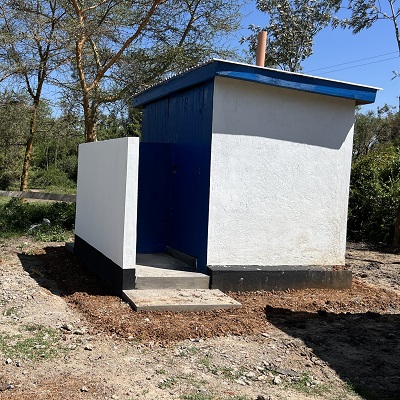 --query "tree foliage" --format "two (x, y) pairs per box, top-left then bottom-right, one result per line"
(353, 105), (400, 158)
(337, 0), (400, 52)
(0, 0), (68, 190)
(57, 0), (242, 141)
(0, 0), (242, 191)
(348, 107), (400, 246)
(244, 0), (340, 71)
(0, 91), (30, 189)
(0, 89), (83, 190)
(348, 143), (400, 245)
(337, 0), (400, 247)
